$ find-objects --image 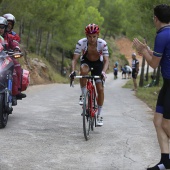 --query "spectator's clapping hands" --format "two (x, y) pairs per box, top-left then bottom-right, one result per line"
(133, 38), (147, 55)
